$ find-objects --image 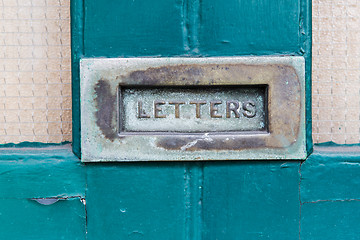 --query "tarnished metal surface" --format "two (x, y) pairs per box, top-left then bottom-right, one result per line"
(120, 86), (266, 133)
(80, 57), (306, 161)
